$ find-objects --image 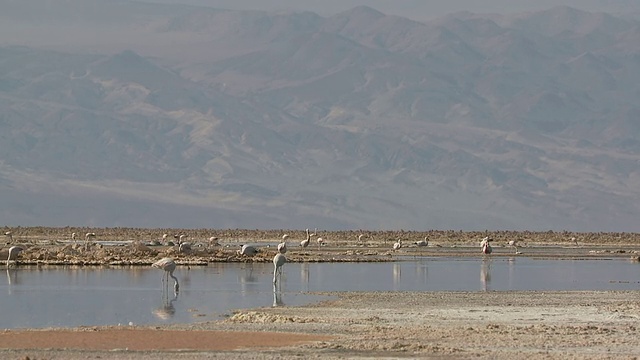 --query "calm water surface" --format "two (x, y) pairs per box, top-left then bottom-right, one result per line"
(1, 257), (639, 329)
